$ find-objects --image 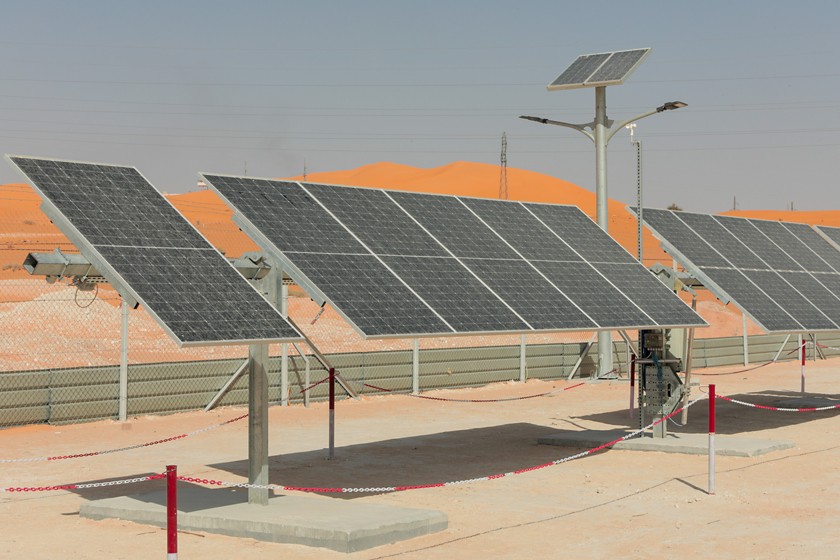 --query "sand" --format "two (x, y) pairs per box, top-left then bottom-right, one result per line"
(0, 357), (838, 559)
